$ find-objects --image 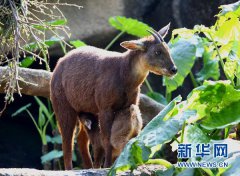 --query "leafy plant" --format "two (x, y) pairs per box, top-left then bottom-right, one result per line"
(110, 81), (240, 175)
(41, 150), (63, 164)
(70, 40), (87, 48)
(109, 16), (150, 37)
(65, 10), (240, 174)
(20, 57), (35, 68)
(12, 97), (65, 169)
(164, 36), (201, 97)
(0, 0), (82, 104)
(108, 1), (240, 175)
(12, 103), (52, 145)
(10, 1), (240, 173)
